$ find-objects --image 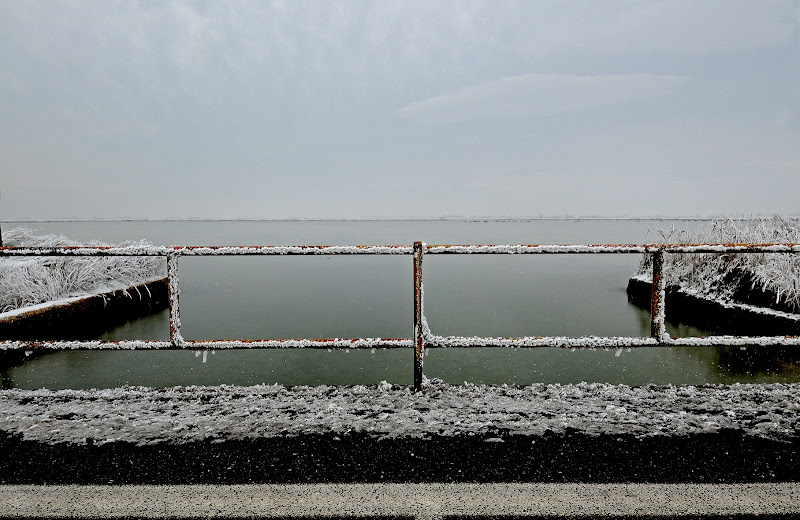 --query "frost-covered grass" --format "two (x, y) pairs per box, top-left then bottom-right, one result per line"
(636, 216), (800, 311)
(0, 228), (165, 313)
